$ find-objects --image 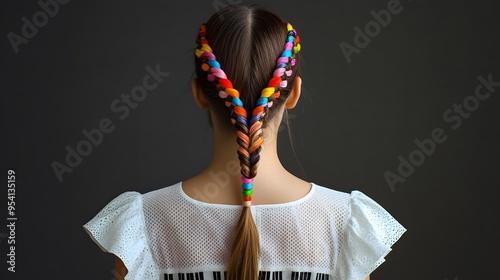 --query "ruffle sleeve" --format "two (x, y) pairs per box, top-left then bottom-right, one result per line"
(335, 190), (406, 280)
(83, 191), (158, 280)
